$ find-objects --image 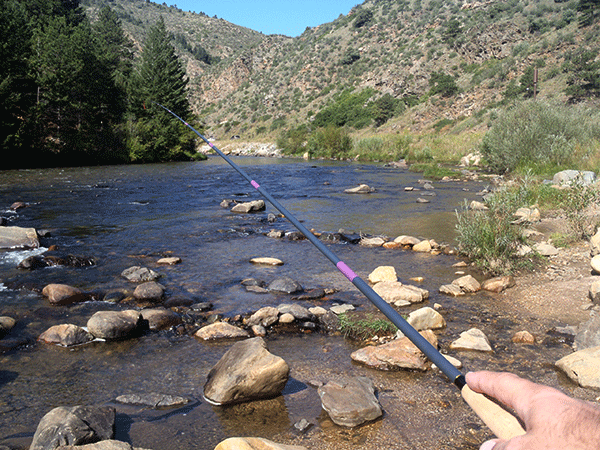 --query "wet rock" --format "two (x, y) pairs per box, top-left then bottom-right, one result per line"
(121, 266), (160, 283)
(215, 437), (307, 450)
(412, 240), (432, 253)
(103, 290), (128, 303)
(19, 253), (95, 270)
(266, 229), (285, 239)
(372, 281), (428, 306)
(555, 345), (600, 389)
(350, 330), (438, 371)
(231, 200), (265, 213)
(157, 256), (181, 265)
(318, 376), (382, 427)
(407, 307), (446, 331)
(359, 236), (386, 247)
(512, 330), (536, 344)
(452, 275), (481, 293)
(383, 241), (401, 249)
(38, 324), (94, 347)
(449, 328), (493, 352)
(279, 313), (295, 324)
(115, 393), (190, 409)
(294, 288), (326, 300)
(250, 257), (284, 266)
(439, 284), (465, 297)
(132, 282), (165, 303)
(277, 304), (312, 322)
(574, 312), (600, 351)
(482, 276), (515, 293)
(368, 266), (397, 283)
(56, 440), (150, 450)
(416, 197), (430, 203)
(0, 316), (16, 338)
(246, 307), (279, 327)
(344, 184), (375, 194)
(30, 405), (115, 450)
(87, 310), (145, 340)
(0, 226), (39, 249)
(140, 308), (181, 331)
(469, 200), (488, 211)
(393, 235), (421, 246)
(203, 337), (289, 405)
(42, 284), (87, 306)
(195, 322), (250, 340)
(10, 201), (27, 211)
(268, 277), (303, 294)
